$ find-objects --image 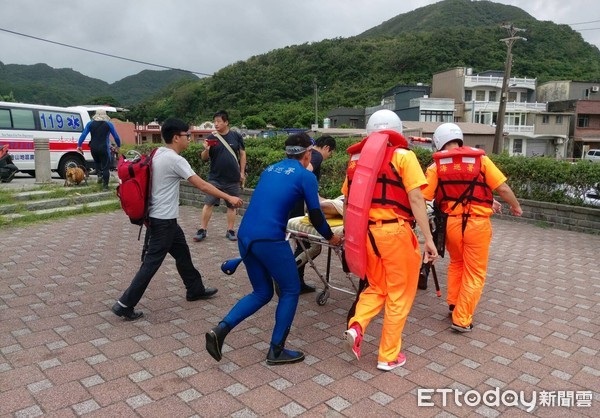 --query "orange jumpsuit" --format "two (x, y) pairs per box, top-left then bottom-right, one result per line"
(422, 154), (506, 328)
(343, 148), (426, 363)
